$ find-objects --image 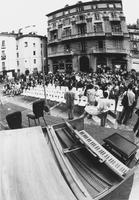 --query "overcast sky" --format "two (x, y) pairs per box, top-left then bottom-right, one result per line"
(0, 0), (138, 35)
